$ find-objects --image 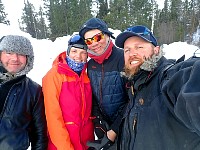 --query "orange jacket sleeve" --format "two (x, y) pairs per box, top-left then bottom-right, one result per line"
(42, 66), (74, 150)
